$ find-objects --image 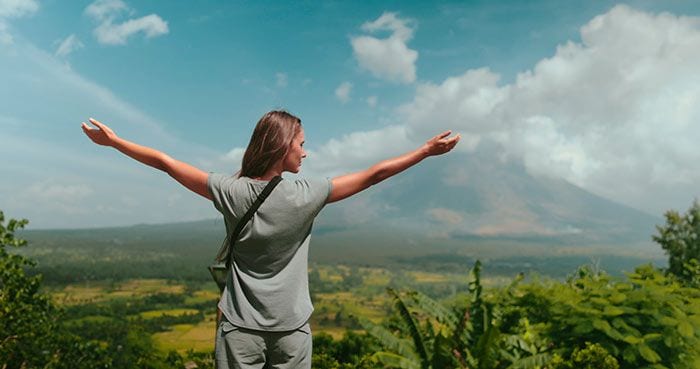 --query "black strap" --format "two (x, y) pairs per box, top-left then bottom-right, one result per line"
(224, 176), (282, 268)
